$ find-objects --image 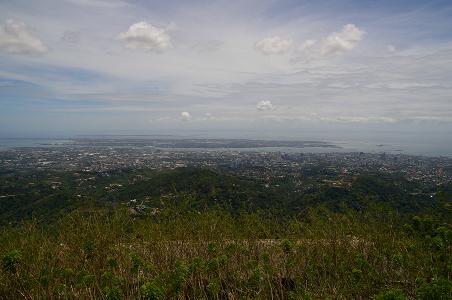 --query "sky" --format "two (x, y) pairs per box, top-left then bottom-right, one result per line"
(1, 0), (452, 140)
